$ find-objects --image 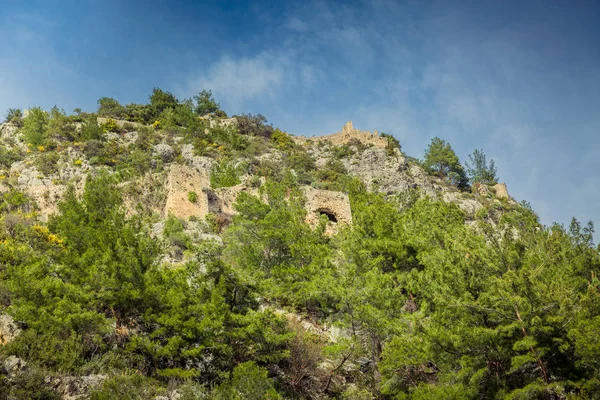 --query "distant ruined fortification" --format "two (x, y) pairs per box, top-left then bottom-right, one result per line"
(163, 164), (353, 233)
(293, 121), (388, 149)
